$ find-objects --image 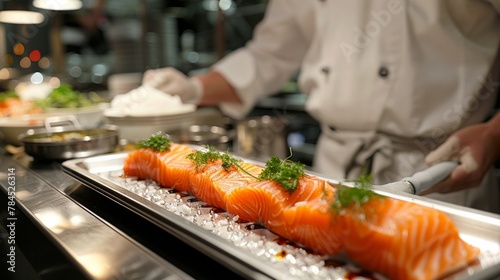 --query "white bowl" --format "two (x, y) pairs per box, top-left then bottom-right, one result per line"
(104, 111), (196, 143)
(0, 103), (108, 146)
(43, 103), (109, 128)
(0, 114), (52, 146)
